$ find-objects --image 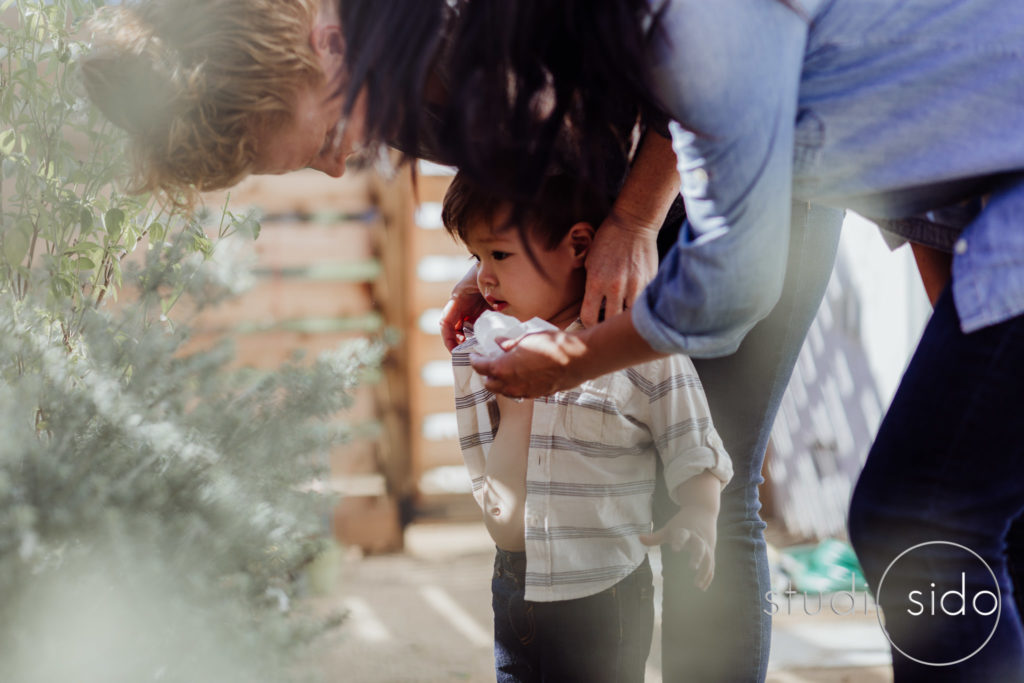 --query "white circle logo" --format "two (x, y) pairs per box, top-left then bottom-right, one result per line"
(875, 541), (1001, 667)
